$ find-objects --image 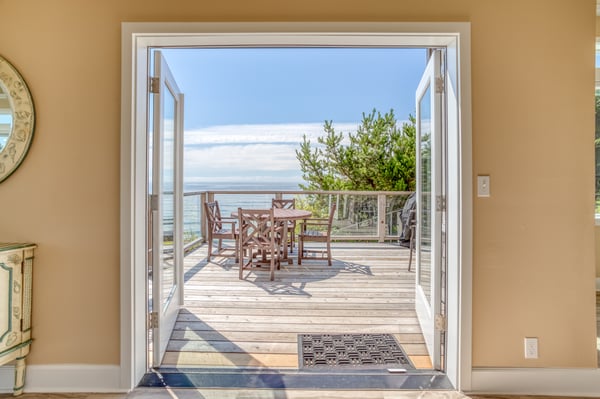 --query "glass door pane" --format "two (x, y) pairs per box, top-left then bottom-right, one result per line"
(161, 88), (176, 309)
(414, 50), (443, 370)
(150, 50), (184, 367)
(418, 85), (432, 306)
